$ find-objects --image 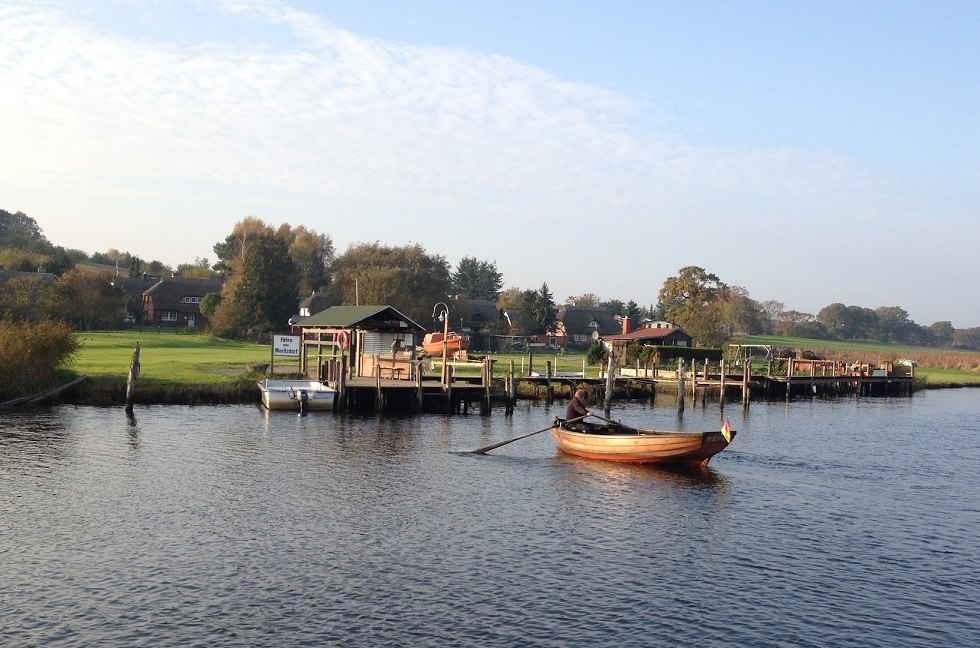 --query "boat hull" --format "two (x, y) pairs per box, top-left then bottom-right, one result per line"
(550, 425), (734, 467)
(258, 380), (337, 411)
(422, 332), (469, 357)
